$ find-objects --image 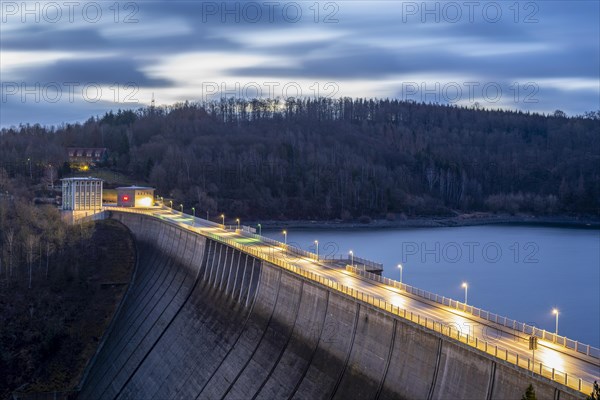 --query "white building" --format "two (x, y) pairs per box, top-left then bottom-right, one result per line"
(61, 177), (103, 211)
(116, 186), (155, 208)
